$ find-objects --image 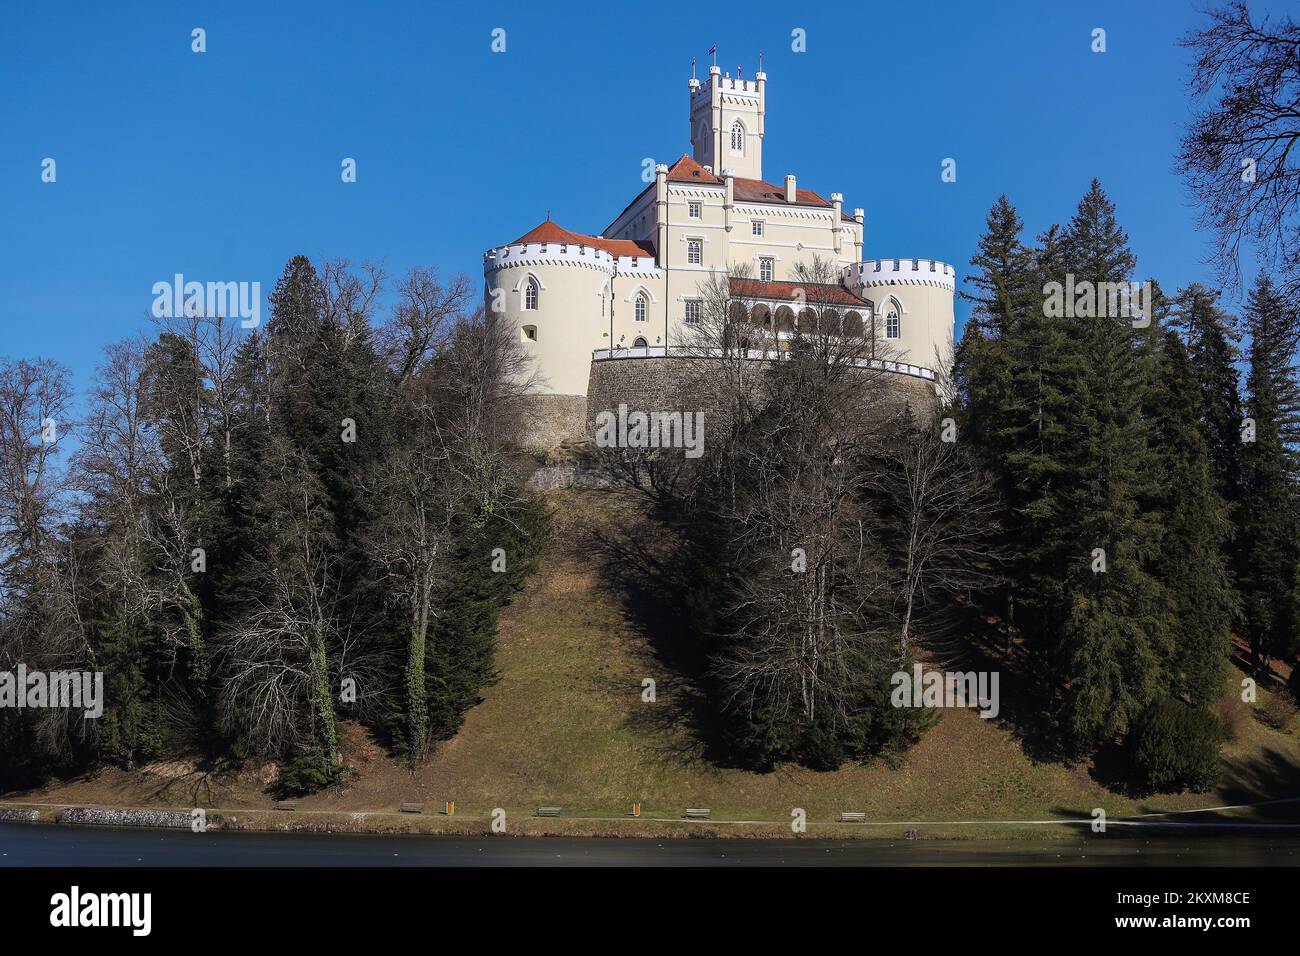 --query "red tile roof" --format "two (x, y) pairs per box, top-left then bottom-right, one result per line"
(598, 155), (857, 235)
(730, 277), (869, 308)
(509, 220), (656, 259)
(665, 156), (836, 209)
(667, 156), (855, 219)
(732, 177), (830, 207)
(665, 154), (721, 184)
